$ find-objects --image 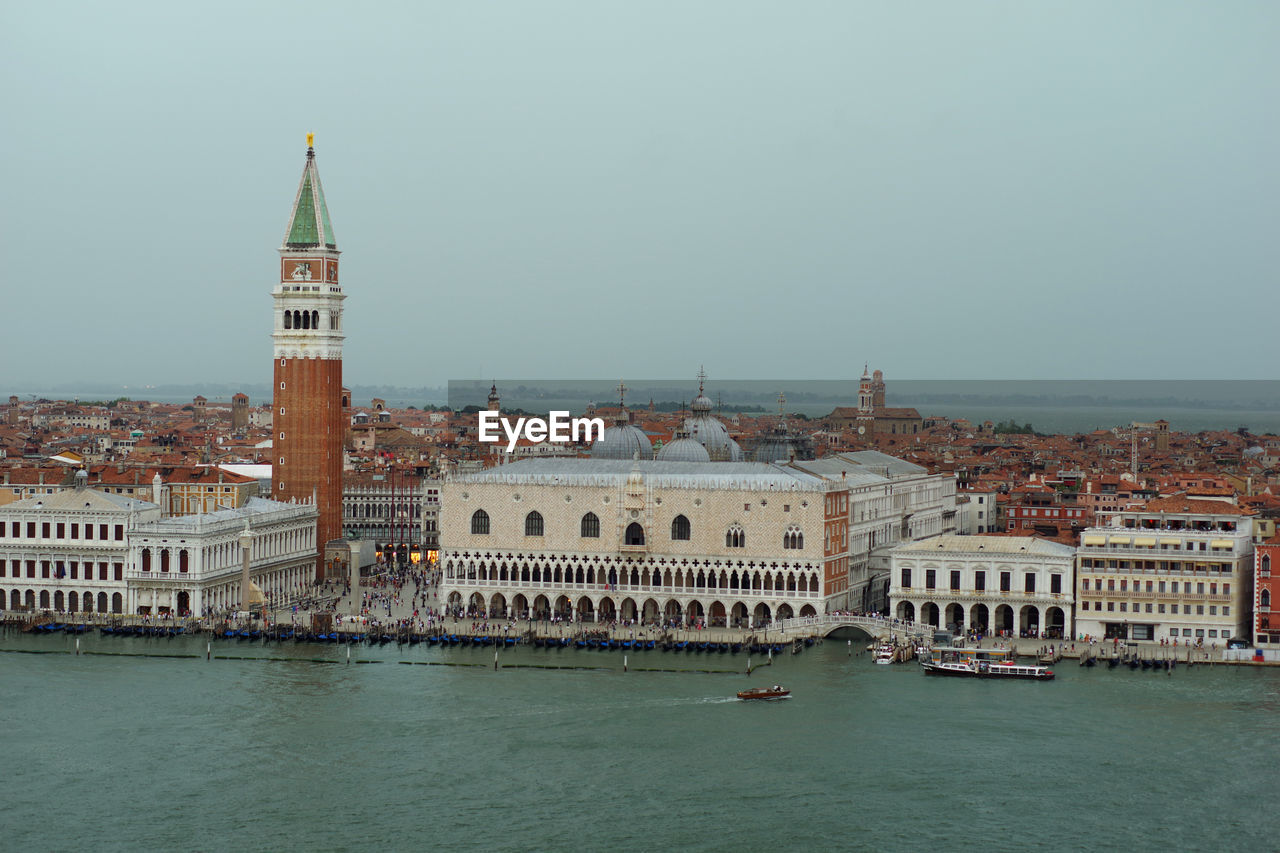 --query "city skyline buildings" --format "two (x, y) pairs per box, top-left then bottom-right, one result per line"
(3, 3), (1277, 389)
